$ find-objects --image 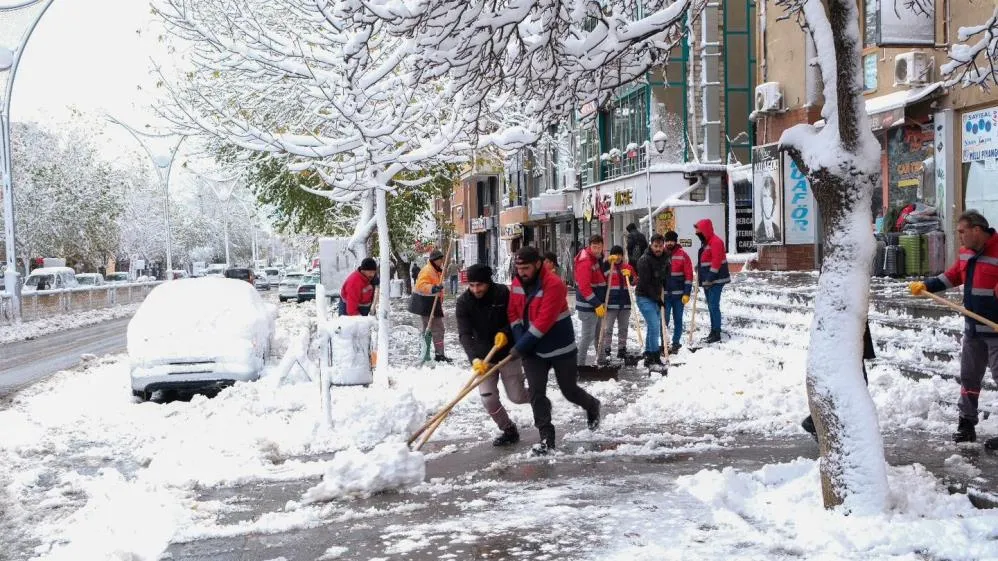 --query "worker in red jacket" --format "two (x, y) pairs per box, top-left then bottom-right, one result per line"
(573, 234), (608, 366)
(339, 258), (379, 316)
(695, 219), (730, 344)
(509, 246), (600, 456)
